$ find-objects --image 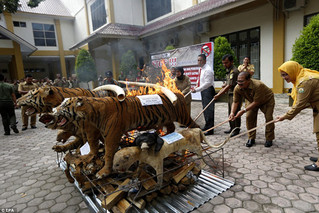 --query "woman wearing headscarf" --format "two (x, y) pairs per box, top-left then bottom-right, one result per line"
(276, 61), (319, 171)
(174, 67), (192, 115)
